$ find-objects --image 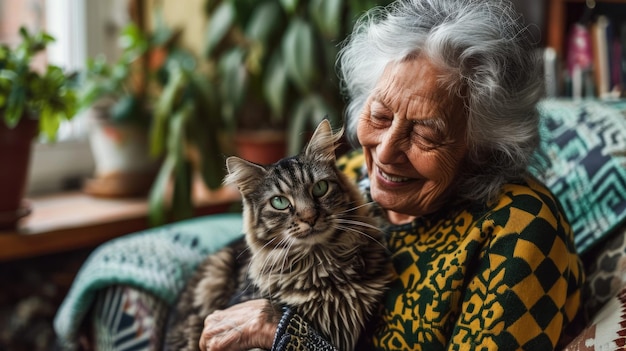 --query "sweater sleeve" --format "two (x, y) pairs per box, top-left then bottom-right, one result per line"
(448, 185), (584, 350)
(271, 307), (338, 351)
